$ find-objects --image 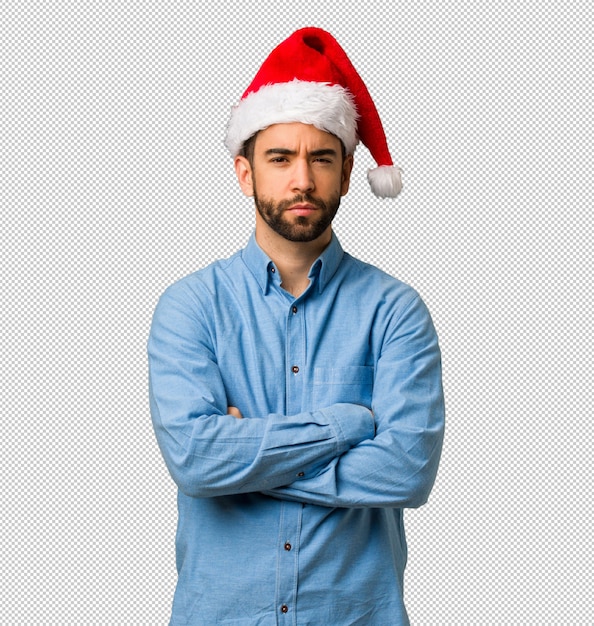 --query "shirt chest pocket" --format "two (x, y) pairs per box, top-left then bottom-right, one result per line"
(312, 365), (374, 408)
